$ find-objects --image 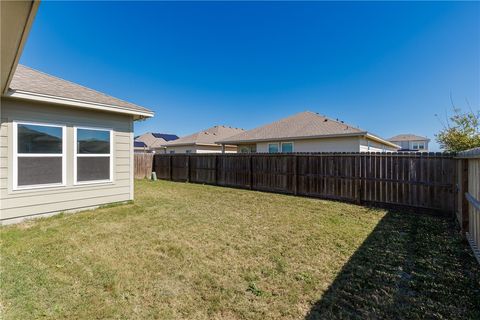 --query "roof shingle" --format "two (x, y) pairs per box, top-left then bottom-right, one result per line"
(8, 65), (152, 116)
(163, 126), (245, 147)
(217, 111), (366, 144)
